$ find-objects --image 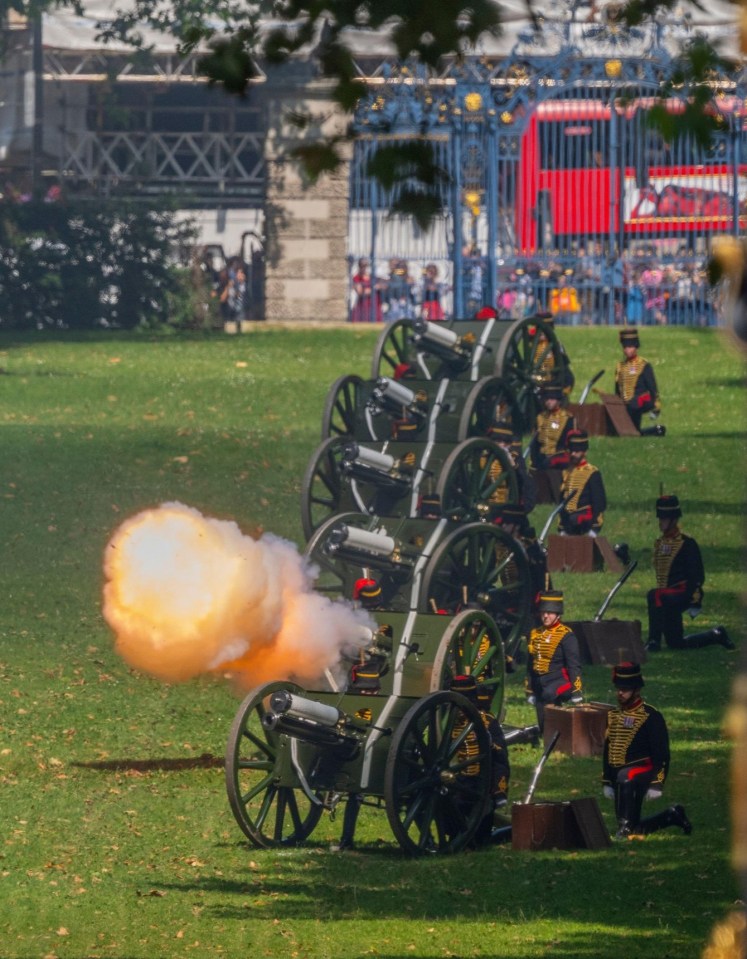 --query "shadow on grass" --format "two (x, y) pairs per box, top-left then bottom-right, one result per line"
(71, 752), (223, 772)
